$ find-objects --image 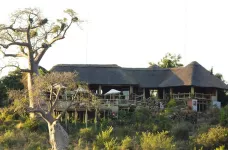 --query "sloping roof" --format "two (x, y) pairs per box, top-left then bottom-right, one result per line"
(124, 68), (170, 88)
(50, 64), (138, 85)
(50, 62), (228, 89)
(159, 61), (228, 89)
